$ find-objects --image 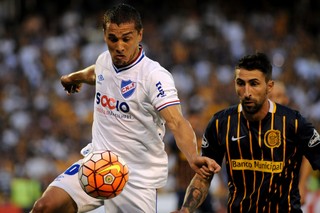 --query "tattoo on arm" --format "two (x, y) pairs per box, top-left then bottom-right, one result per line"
(182, 174), (212, 212)
(183, 187), (203, 210)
